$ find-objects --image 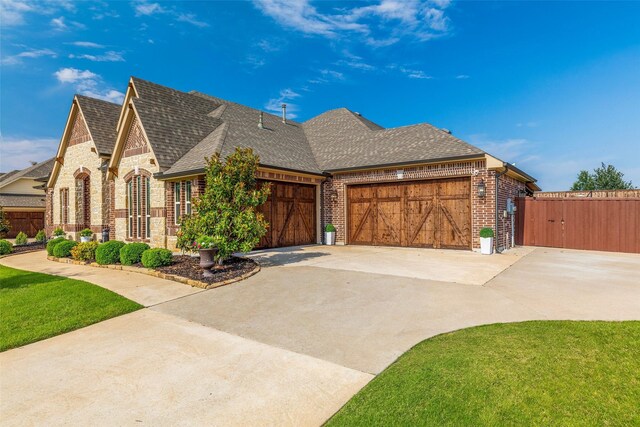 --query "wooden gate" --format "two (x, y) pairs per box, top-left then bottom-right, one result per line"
(516, 197), (640, 253)
(257, 181), (316, 248)
(347, 178), (471, 249)
(5, 211), (45, 238)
